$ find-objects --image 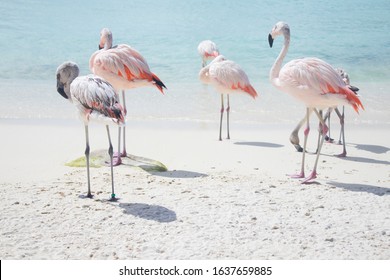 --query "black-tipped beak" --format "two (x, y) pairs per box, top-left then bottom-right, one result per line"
(98, 44), (103, 50)
(56, 81), (68, 99)
(349, 85), (360, 94)
(268, 34), (274, 48)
